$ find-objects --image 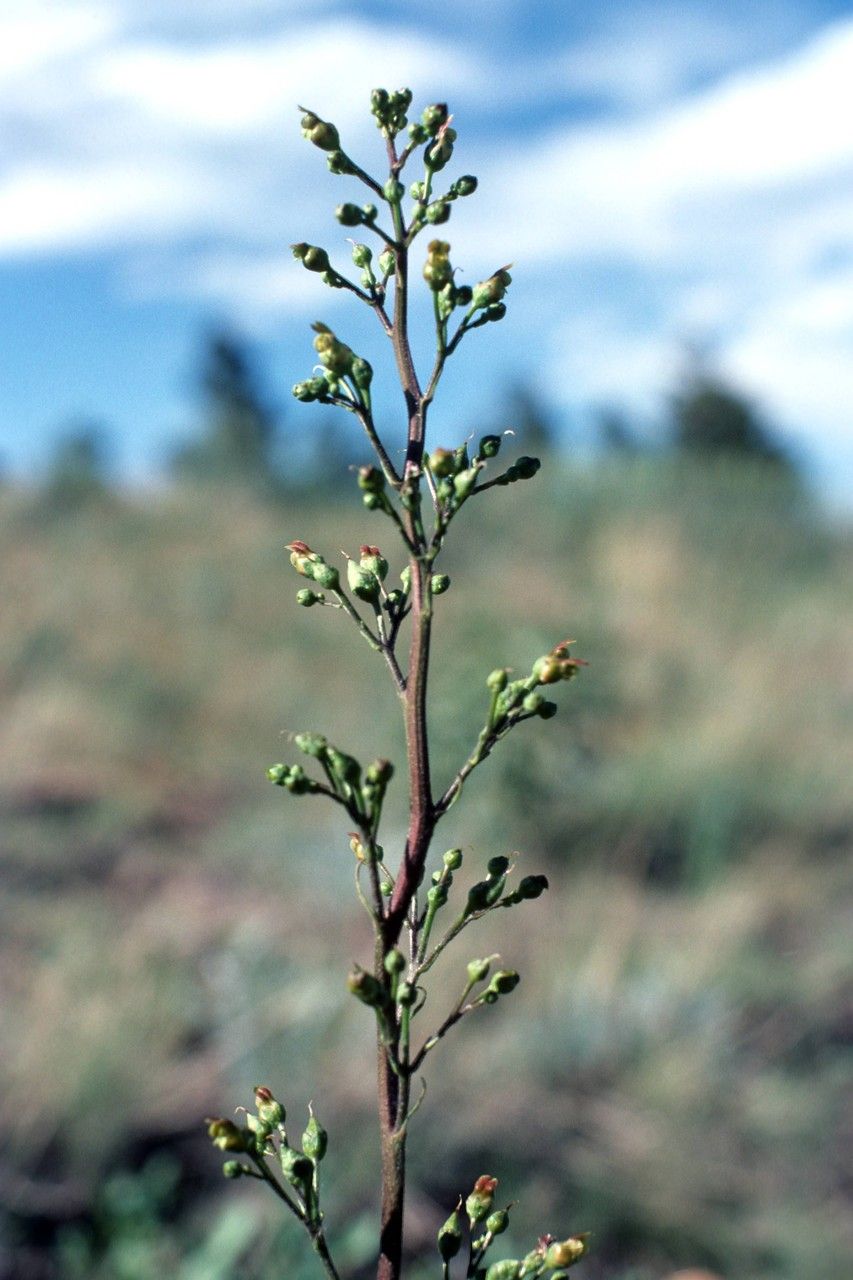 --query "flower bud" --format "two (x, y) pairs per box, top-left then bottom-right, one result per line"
(254, 1086), (285, 1128)
(300, 109), (340, 151)
(358, 465), (384, 493)
(538, 700), (558, 719)
(465, 878), (502, 915)
(222, 1160), (244, 1179)
(347, 966), (385, 1007)
(363, 492), (381, 510)
(472, 267), (512, 310)
(443, 847), (463, 870)
(297, 588), (322, 607)
(544, 1237), (588, 1269)
(302, 1108), (328, 1162)
(437, 1205), (463, 1261)
(430, 573), (451, 595)
(383, 178), (404, 204)
(399, 565), (412, 593)
(467, 956), (491, 983)
(408, 122), (428, 144)
(351, 358), (373, 396)
(522, 691), (544, 713)
(487, 854), (510, 878)
(385, 588), (405, 611)
(366, 758), (394, 785)
(533, 655), (562, 684)
(384, 948), (406, 975)
(311, 561), (340, 590)
(453, 467), (479, 500)
(292, 243), (331, 273)
(478, 434), (502, 458)
(484, 1262), (521, 1280)
(428, 447), (456, 478)
(466, 1175), (498, 1223)
(488, 969), (520, 996)
(326, 149), (356, 176)
(347, 558), (381, 602)
(352, 243), (372, 269)
(422, 103), (449, 133)
(426, 127), (457, 172)
(423, 240), (453, 292)
(378, 247), (395, 276)
(397, 981), (416, 1007)
(267, 763), (288, 785)
(517, 874), (549, 899)
(207, 1118), (247, 1152)
(455, 284), (473, 307)
(359, 544), (388, 581)
(336, 202), (363, 226)
(426, 201), (451, 225)
(486, 668), (509, 693)
(371, 88), (390, 117)
(427, 881), (449, 910)
(294, 732), (327, 758)
(454, 174), (478, 197)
